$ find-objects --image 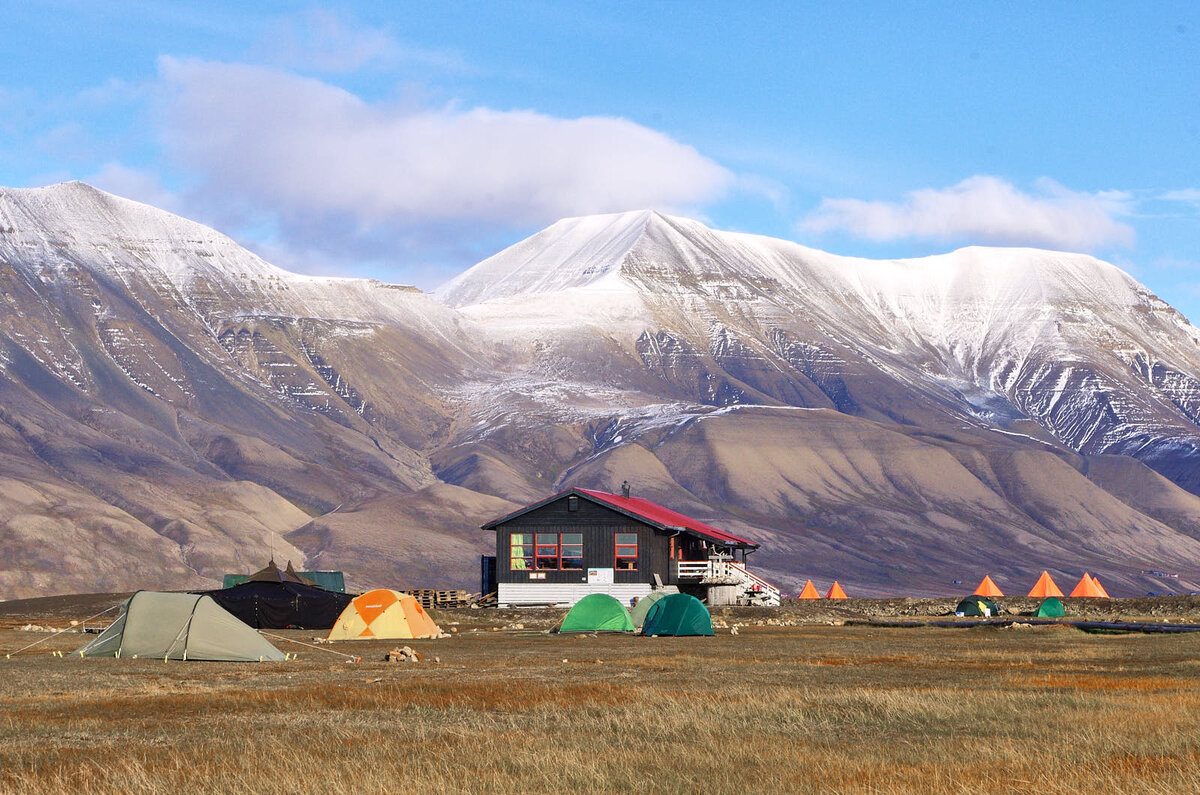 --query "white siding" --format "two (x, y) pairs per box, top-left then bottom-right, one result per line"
(498, 582), (652, 608)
